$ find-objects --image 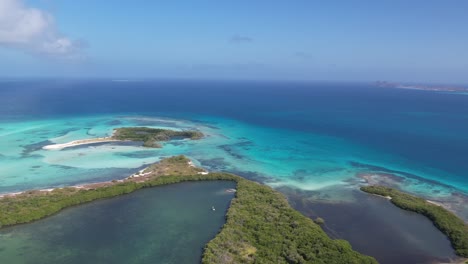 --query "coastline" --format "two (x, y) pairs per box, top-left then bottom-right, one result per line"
(1, 156), (466, 263)
(365, 192), (447, 210)
(0, 158), (209, 199)
(0, 156), (377, 263)
(358, 172), (468, 220)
